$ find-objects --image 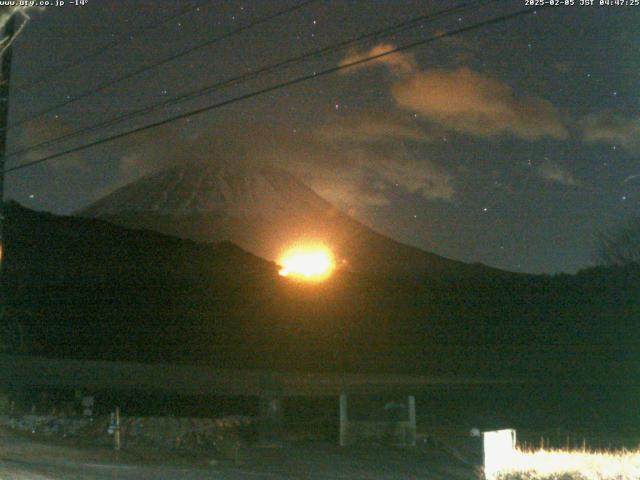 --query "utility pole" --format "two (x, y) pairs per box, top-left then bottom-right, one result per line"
(0, 13), (15, 343)
(0, 14), (15, 284)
